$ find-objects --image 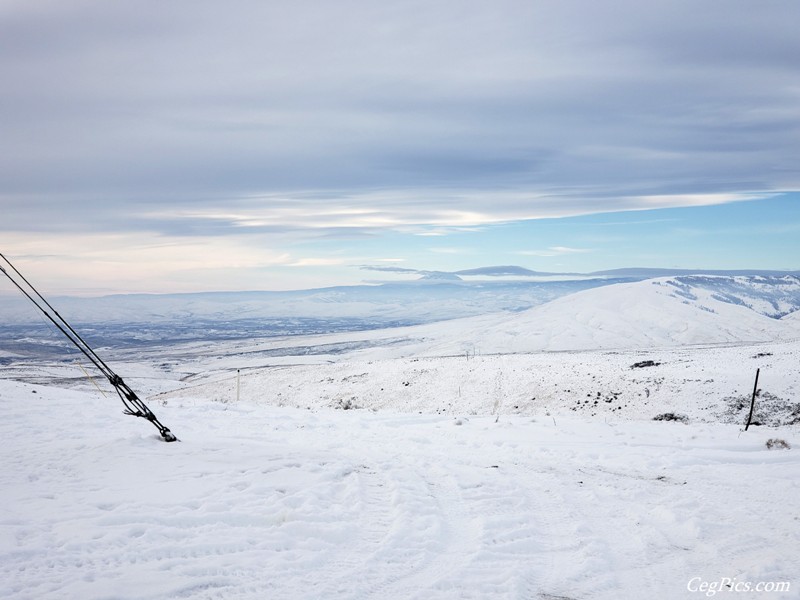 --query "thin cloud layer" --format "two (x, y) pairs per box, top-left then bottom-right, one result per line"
(1, 1), (798, 291)
(2, 2), (798, 226)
